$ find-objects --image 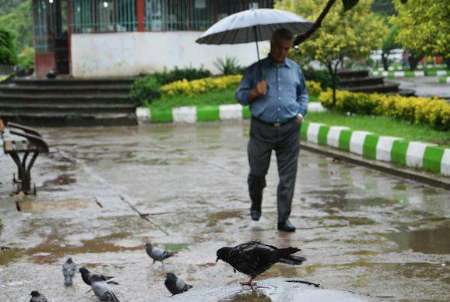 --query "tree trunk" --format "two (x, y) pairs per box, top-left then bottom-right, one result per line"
(327, 63), (337, 107)
(381, 52), (389, 71)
